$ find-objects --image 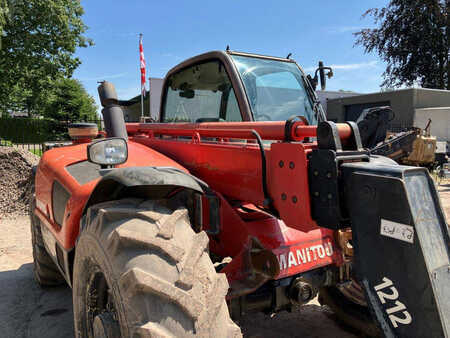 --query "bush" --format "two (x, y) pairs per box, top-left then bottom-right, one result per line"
(0, 117), (101, 144)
